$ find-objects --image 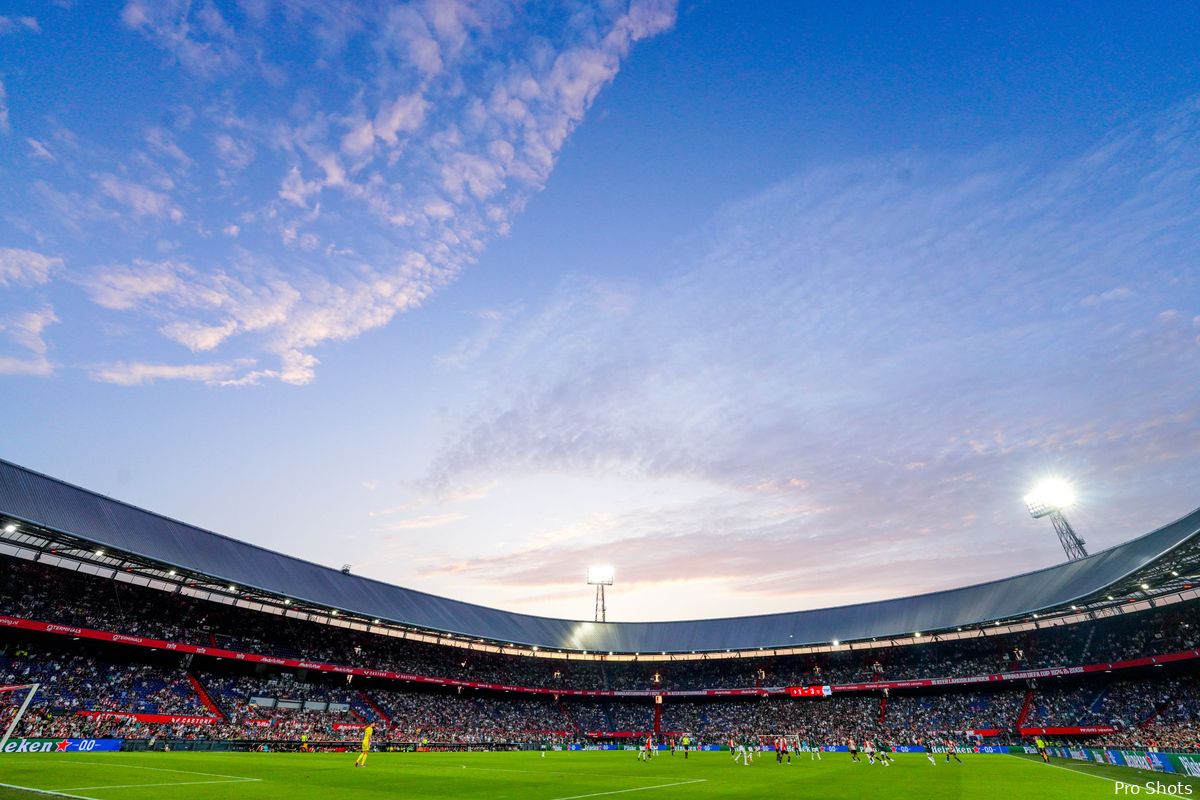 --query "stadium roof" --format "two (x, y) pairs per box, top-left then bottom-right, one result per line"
(1, 457), (1198, 654)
